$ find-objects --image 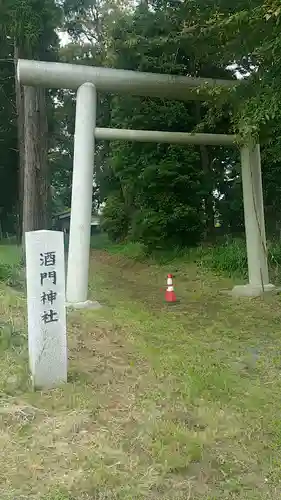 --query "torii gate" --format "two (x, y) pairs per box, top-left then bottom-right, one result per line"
(17, 59), (275, 306)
